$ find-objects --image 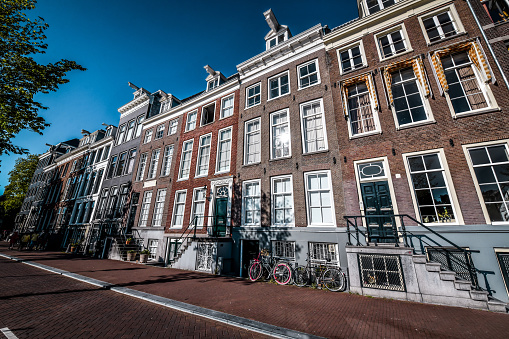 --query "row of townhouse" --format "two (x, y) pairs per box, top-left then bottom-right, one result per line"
(16, 0), (509, 306)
